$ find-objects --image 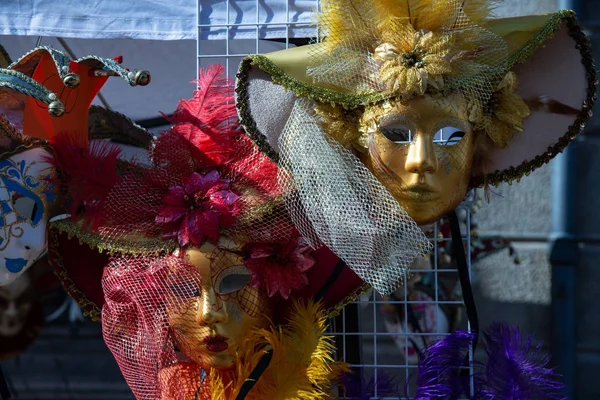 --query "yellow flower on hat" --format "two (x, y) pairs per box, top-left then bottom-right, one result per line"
(375, 20), (452, 96)
(314, 103), (362, 148)
(469, 71), (530, 148)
